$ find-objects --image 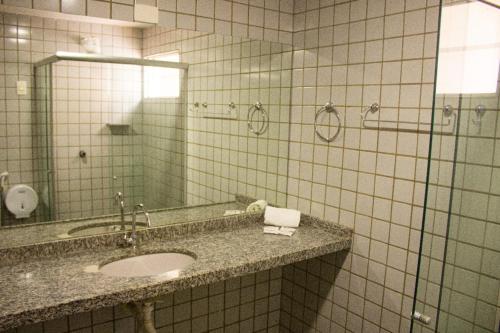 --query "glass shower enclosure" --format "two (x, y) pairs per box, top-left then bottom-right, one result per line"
(412, 1), (499, 332)
(32, 52), (188, 223)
